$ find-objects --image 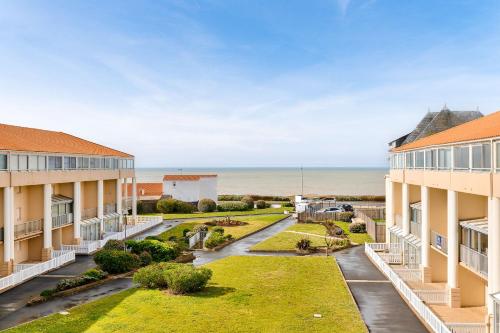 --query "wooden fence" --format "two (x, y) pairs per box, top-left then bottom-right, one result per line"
(354, 207), (385, 220)
(355, 209), (385, 242)
(297, 211), (347, 223)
